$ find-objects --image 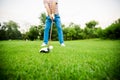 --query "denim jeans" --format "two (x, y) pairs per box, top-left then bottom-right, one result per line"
(43, 14), (64, 44)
